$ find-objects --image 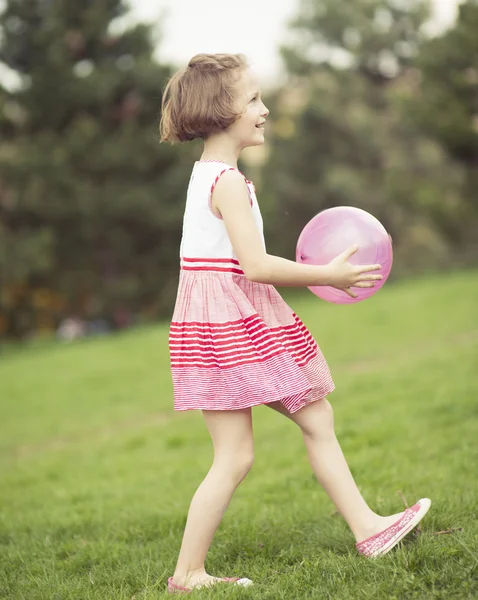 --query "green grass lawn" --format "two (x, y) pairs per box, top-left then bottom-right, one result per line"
(1, 271), (477, 599)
